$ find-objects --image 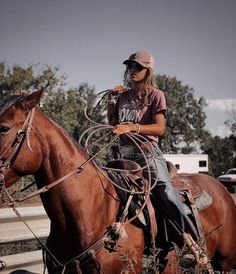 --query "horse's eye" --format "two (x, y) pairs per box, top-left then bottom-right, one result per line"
(0, 125), (11, 134)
